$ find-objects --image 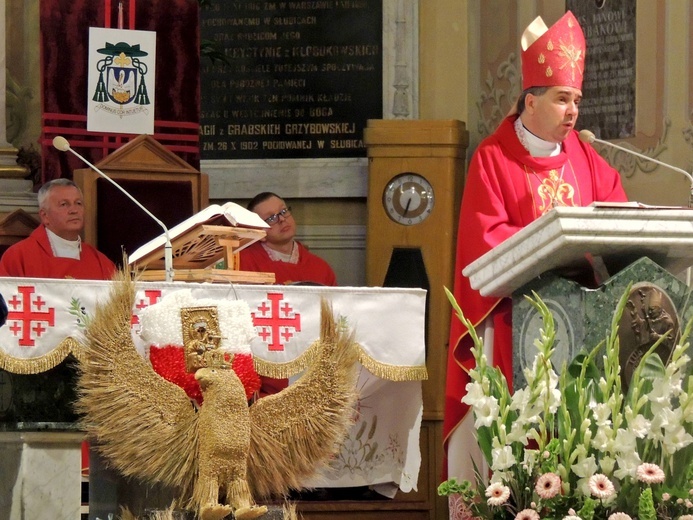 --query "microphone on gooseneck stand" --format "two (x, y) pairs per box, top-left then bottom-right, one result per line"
(52, 136), (175, 282)
(578, 129), (693, 208)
